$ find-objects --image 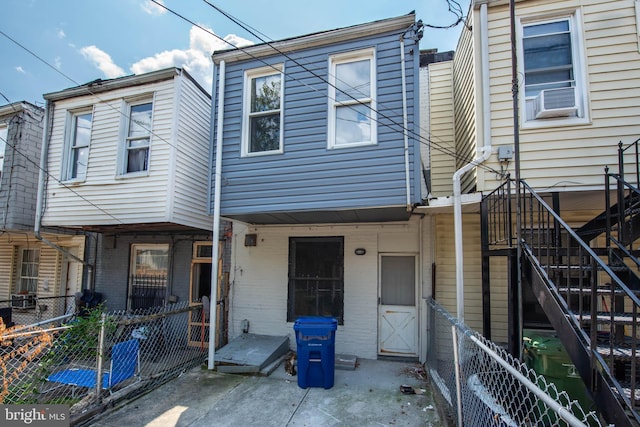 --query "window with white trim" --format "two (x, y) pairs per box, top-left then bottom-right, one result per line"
(328, 48), (377, 148)
(17, 248), (39, 294)
(63, 111), (92, 181)
(129, 243), (168, 309)
(242, 65), (283, 156)
(520, 13), (587, 124)
(0, 125), (7, 184)
(122, 101), (152, 174)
